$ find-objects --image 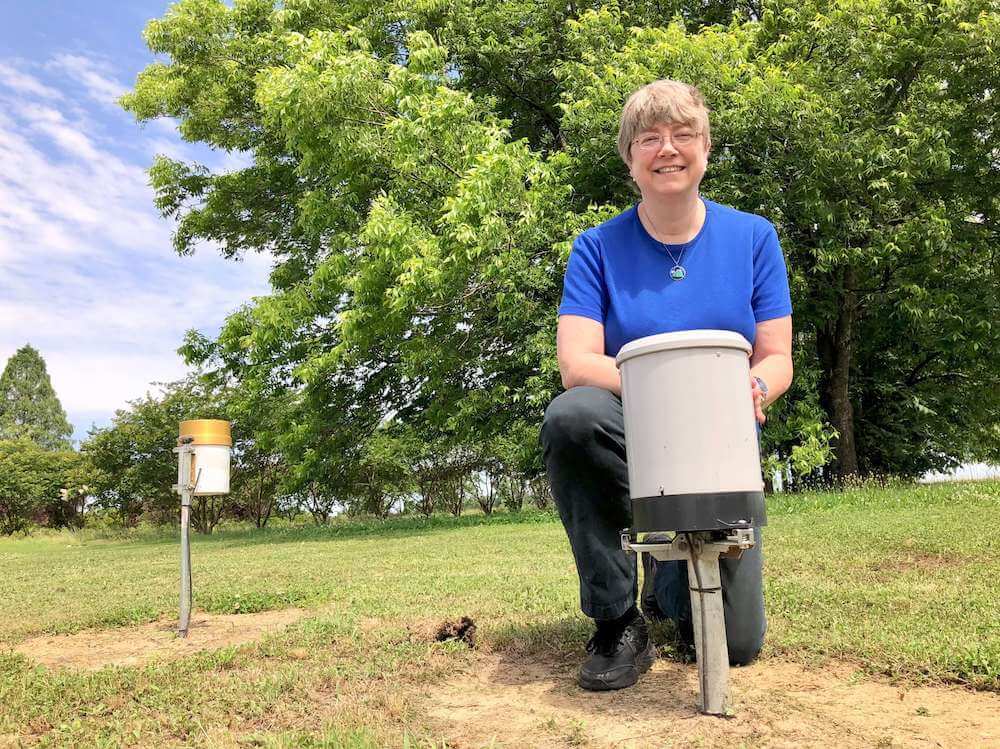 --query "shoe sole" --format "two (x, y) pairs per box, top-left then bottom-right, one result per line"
(579, 640), (658, 691)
